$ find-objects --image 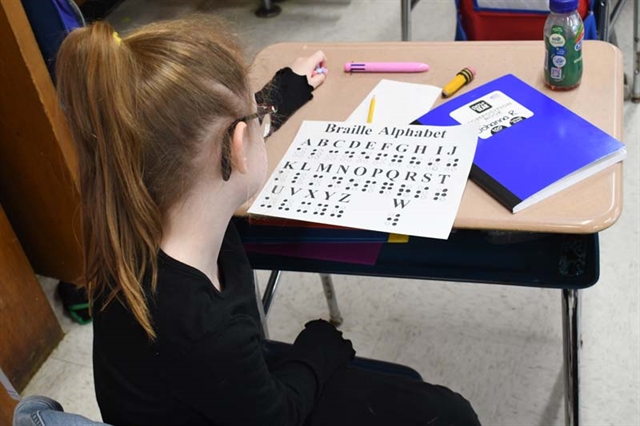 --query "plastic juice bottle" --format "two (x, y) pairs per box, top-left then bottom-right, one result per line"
(544, 0), (584, 90)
